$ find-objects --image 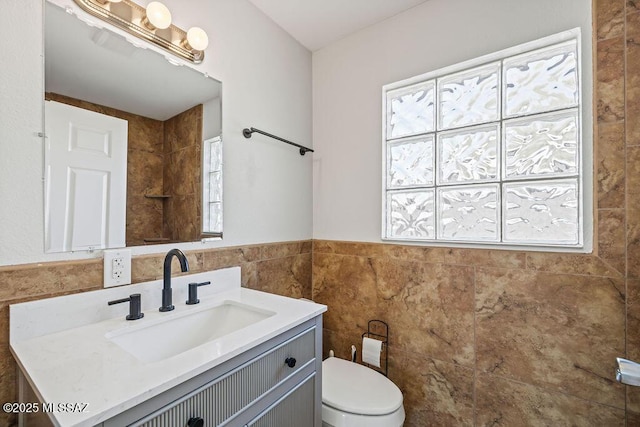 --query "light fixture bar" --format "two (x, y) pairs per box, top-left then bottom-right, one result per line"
(72, 0), (205, 64)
